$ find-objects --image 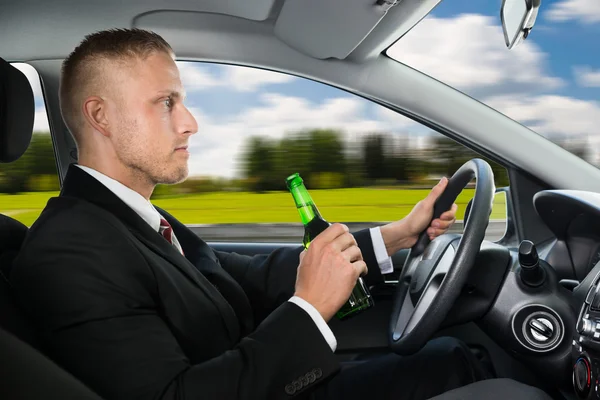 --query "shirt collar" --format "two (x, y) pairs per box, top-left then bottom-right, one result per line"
(75, 165), (162, 232)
